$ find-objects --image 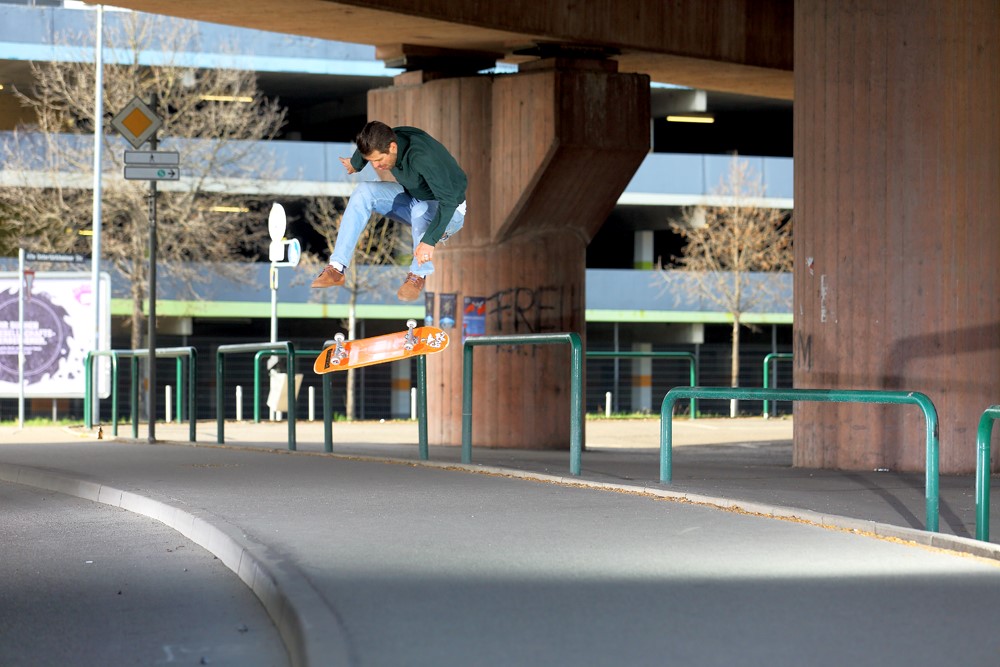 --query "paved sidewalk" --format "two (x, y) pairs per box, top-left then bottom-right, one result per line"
(77, 416), (995, 541)
(2, 418), (999, 667)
